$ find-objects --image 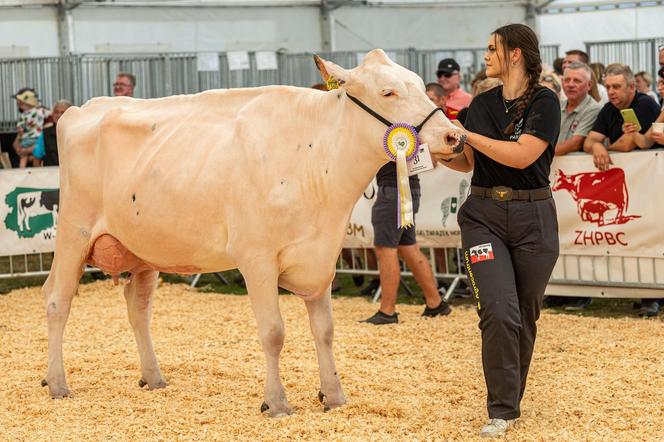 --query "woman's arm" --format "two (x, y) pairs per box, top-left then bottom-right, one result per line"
(624, 110), (664, 148)
(438, 144), (474, 173)
(465, 132), (548, 169)
(623, 123), (654, 149)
